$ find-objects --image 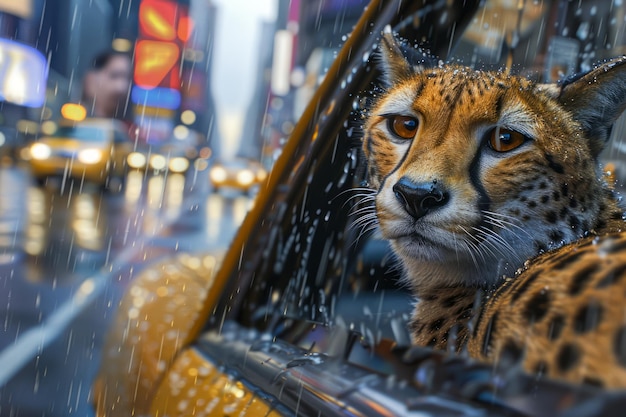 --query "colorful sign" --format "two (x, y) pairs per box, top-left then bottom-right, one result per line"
(0, 39), (47, 107)
(134, 40), (180, 89)
(134, 0), (193, 91)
